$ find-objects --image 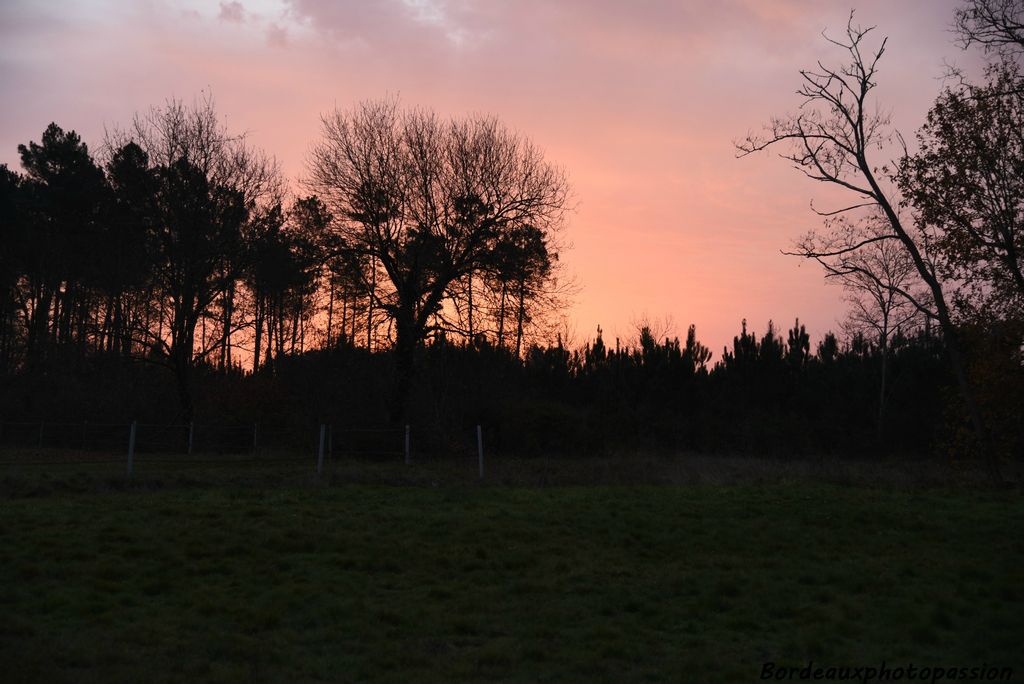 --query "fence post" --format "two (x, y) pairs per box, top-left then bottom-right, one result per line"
(253, 422), (258, 452)
(82, 420), (87, 450)
(328, 425), (333, 460)
(127, 421), (137, 477)
(317, 424), (326, 476)
(38, 421), (43, 449)
(188, 421), (194, 455)
(477, 424), (483, 480)
(405, 424), (411, 465)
